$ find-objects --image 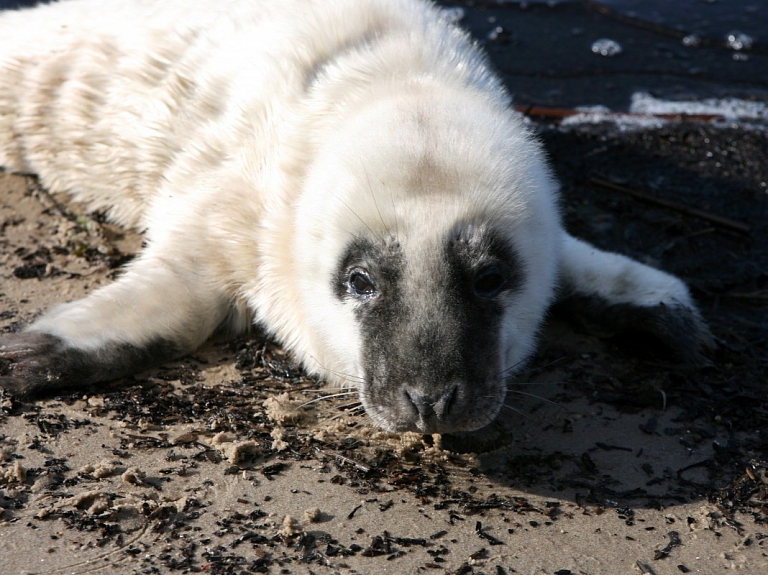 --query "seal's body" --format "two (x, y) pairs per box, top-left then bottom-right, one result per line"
(0, 0), (710, 433)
